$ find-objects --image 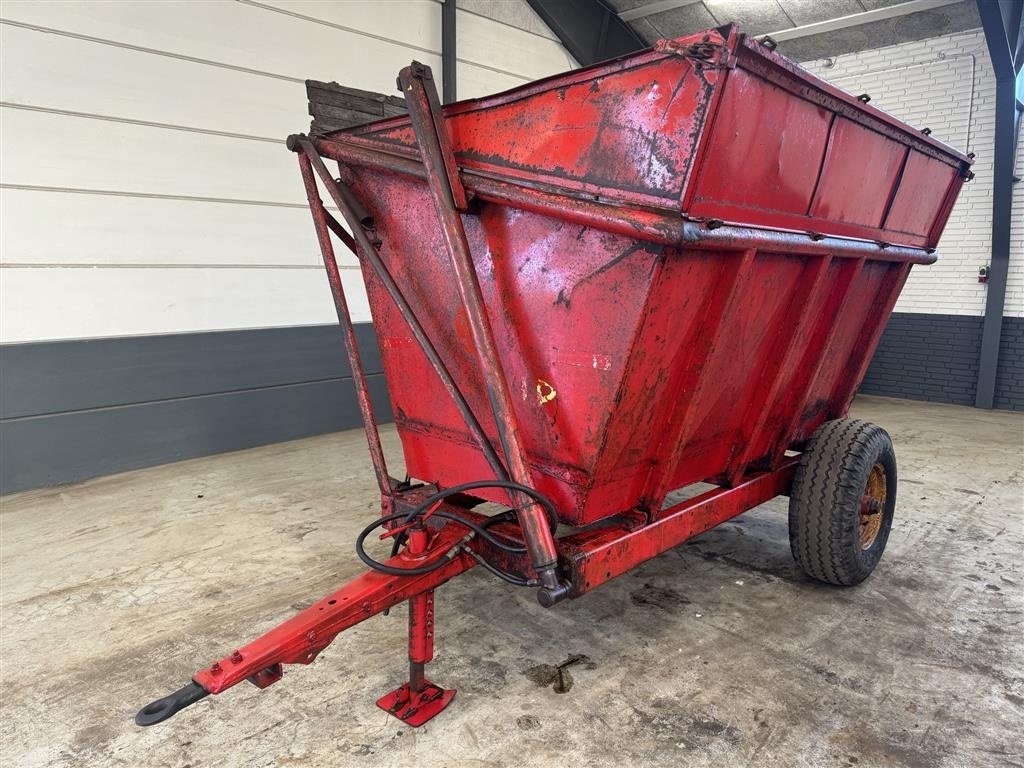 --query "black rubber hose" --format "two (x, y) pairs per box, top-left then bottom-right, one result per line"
(466, 548), (532, 586)
(356, 480), (559, 583)
(406, 479), (559, 533)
